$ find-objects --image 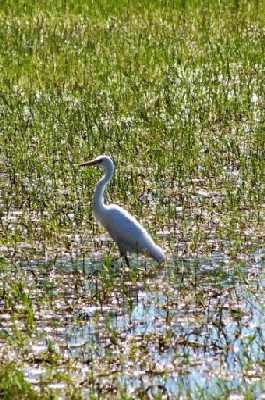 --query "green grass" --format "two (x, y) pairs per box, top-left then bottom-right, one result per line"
(1, 0), (264, 260)
(0, 0), (265, 398)
(0, 361), (42, 400)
